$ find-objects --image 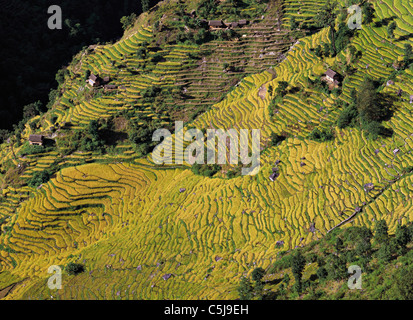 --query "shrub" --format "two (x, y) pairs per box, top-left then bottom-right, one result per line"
(120, 13), (137, 30)
(337, 104), (358, 129)
(316, 267), (328, 280)
(19, 142), (45, 157)
(237, 276), (253, 300)
(308, 127), (334, 142)
(251, 267), (265, 282)
(387, 21), (396, 39)
(191, 163), (220, 177)
(376, 243), (393, 263)
(270, 132), (286, 146)
(65, 262), (85, 275)
(291, 251), (306, 293)
(374, 220), (389, 244)
(28, 170), (51, 188)
(394, 266), (413, 299)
